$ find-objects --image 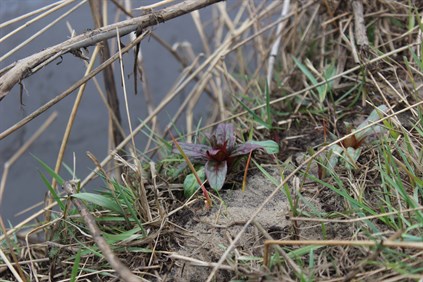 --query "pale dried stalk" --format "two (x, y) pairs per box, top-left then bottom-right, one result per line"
(135, 0), (176, 10)
(0, 0), (224, 100)
(0, 0), (76, 41)
(352, 0), (369, 49)
(0, 248), (23, 282)
(0, 0), (87, 63)
(0, 112), (57, 205)
(48, 45), (100, 222)
(264, 239), (423, 267)
(266, 0), (290, 87)
(116, 27), (136, 152)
